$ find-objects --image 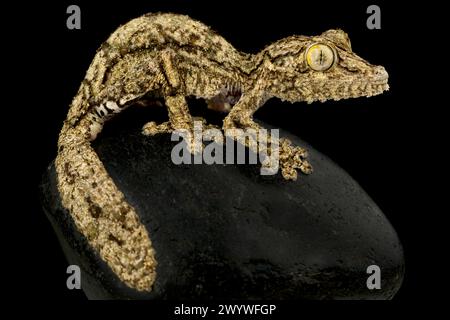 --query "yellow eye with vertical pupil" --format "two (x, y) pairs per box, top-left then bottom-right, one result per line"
(305, 43), (335, 71)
